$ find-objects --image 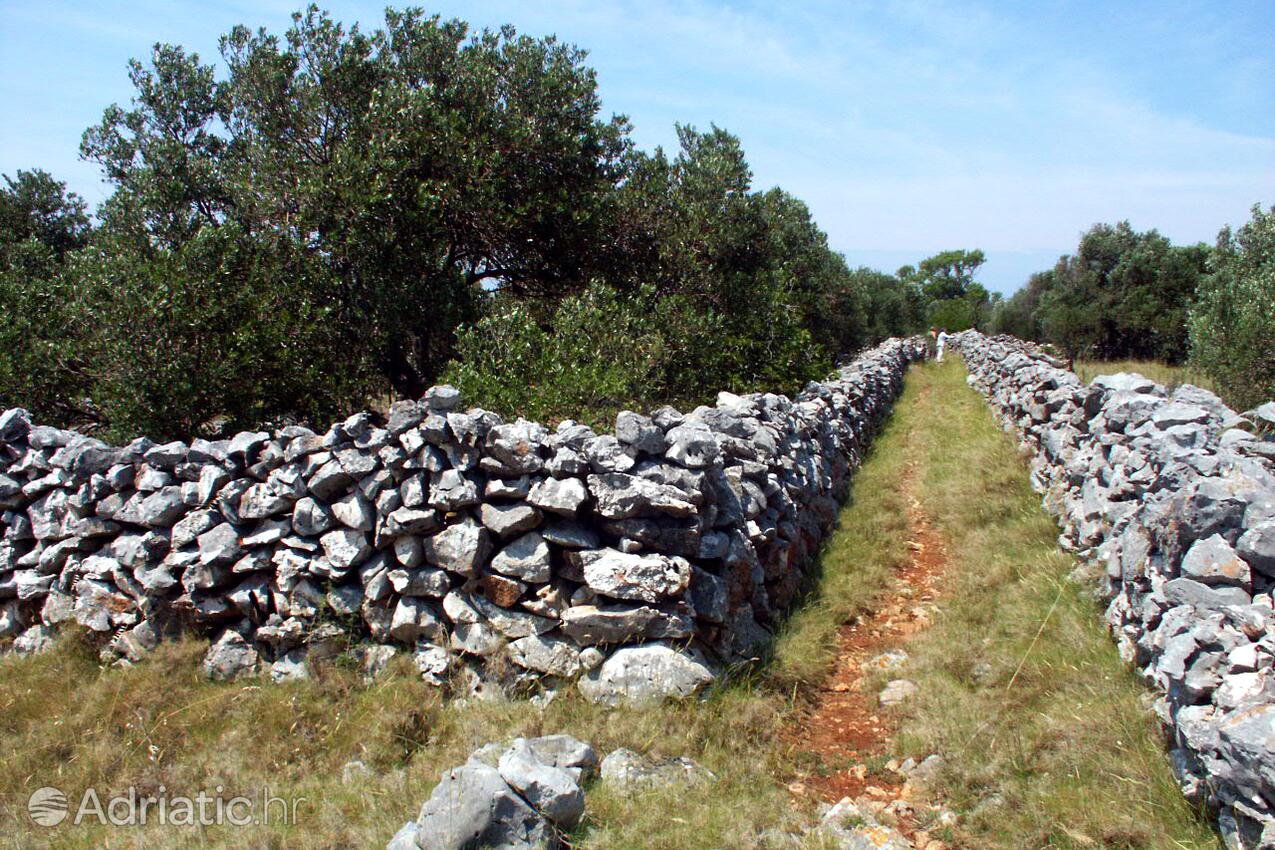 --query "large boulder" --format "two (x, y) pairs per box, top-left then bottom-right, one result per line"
(577, 643), (714, 705)
(497, 739), (585, 827)
(414, 762), (552, 850)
